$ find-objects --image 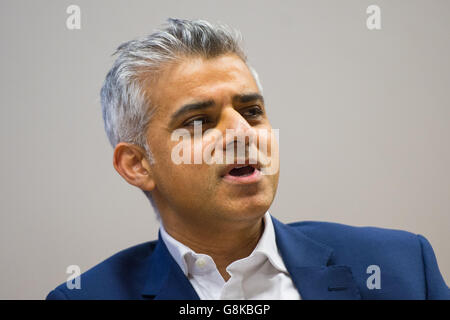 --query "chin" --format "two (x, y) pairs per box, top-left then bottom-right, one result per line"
(221, 194), (273, 220)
